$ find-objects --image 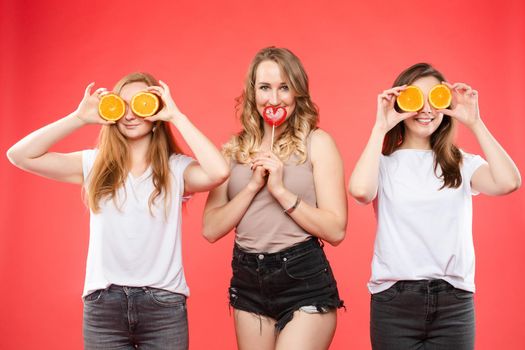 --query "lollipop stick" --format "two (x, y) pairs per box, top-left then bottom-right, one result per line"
(270, 125), (275, 152)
